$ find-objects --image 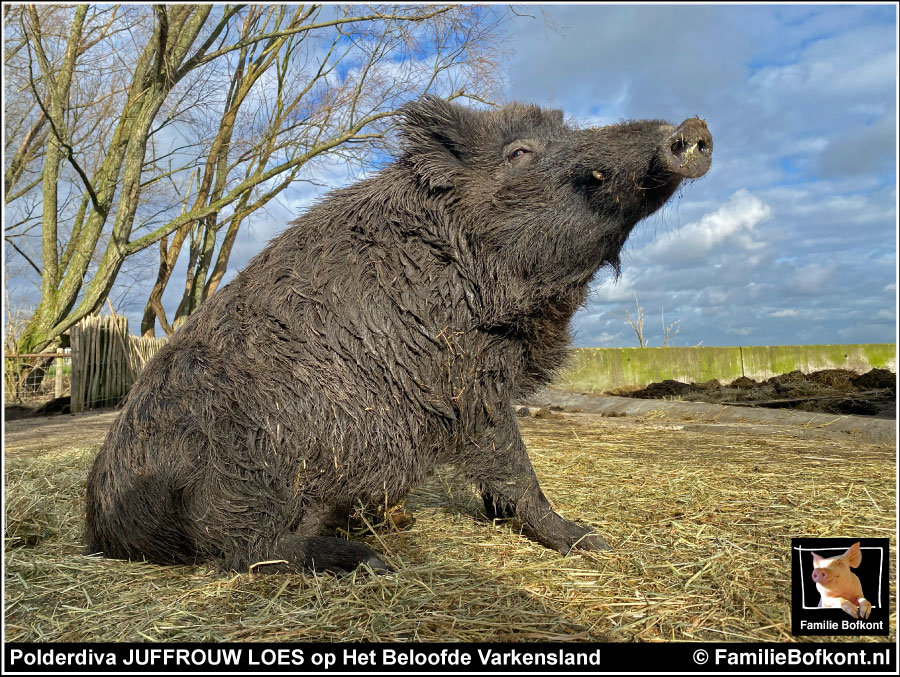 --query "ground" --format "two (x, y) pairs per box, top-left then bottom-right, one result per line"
(4, 402), (896, 643)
